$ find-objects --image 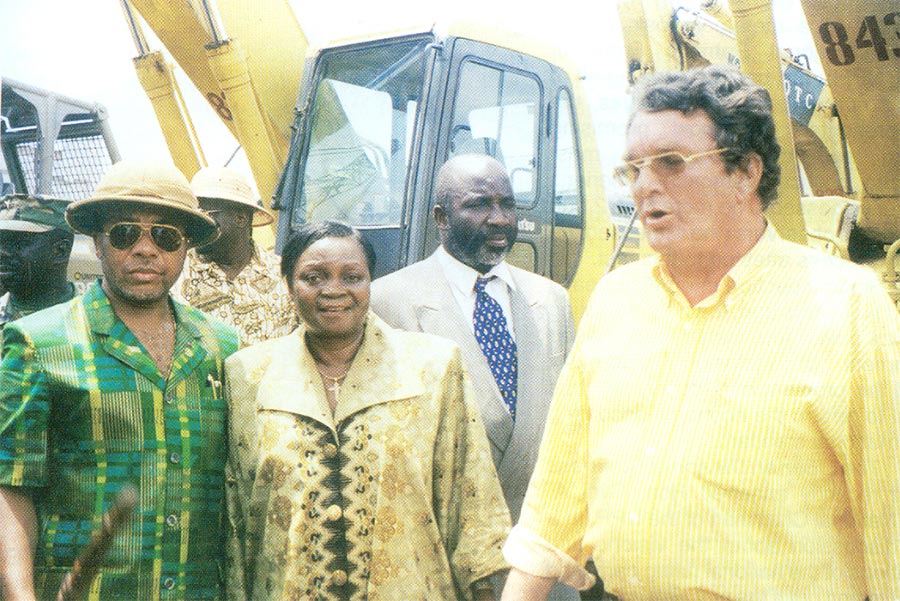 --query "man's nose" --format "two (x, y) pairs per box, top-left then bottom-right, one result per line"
(487, 202), (514, 225)
(631, 164), (662, 199)
(130, 230), (160, 256)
